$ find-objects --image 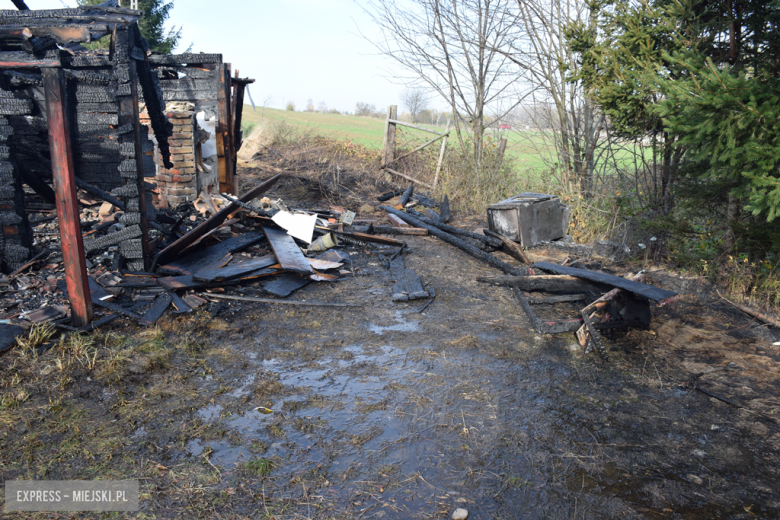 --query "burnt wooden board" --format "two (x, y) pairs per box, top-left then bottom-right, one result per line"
(139, 293), (172, 326)
(0, 323), (26, 355)
(261, 274), (310, 298)
(262, 226), (313, 274)
(158, 268), (281, 291)
(92, 300), (143, 320)
(158, 231), (264, 276)
(477, 275), (608, 293)
(193, 255), (277, 283)
(335, 230), (405, 247)
(532, 261), (678, 302)
(390, 256), (429, 302)
(167, 291), (193, 313)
